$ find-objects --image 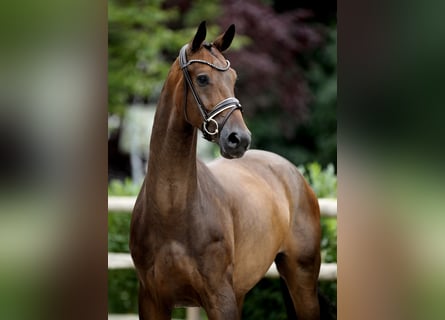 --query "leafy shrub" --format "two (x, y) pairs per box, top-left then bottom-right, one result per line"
(108, 177), (141, 196)
(108, 269), (138, 314)
(242, 278), (287, 320)
(108, 212), (131, 253)
(298, 162), (337, 198)
(108, 178), (138, 253)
